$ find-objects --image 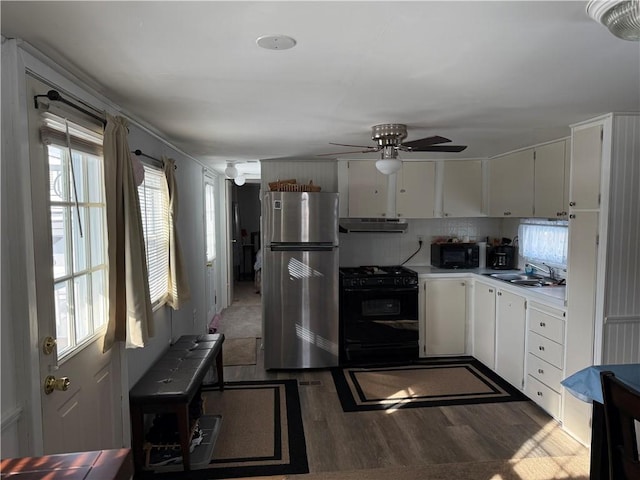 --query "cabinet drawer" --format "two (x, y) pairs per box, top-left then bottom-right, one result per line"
(526, 375), (561, 419)
(528, 331), (564, 368)
(529, 308), (564, 344)
(527, 353), (563, 392)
